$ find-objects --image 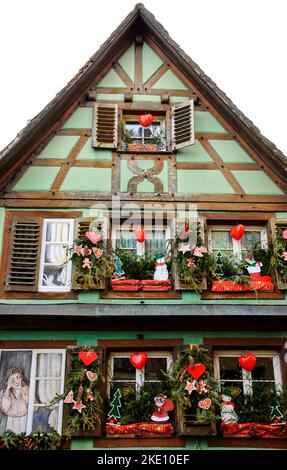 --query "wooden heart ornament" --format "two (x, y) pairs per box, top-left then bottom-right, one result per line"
(230, 224), (245, 241)
(86, 370), (98, 382)
(198, 398), (211, 410)
(85, 231), (102, 244)
(186, 363), (206, 380)
(238, 353), (257, 372)
(138, 114), (153, 127)
(78, 350), (98, 366)
(130, 352), (147, 369)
